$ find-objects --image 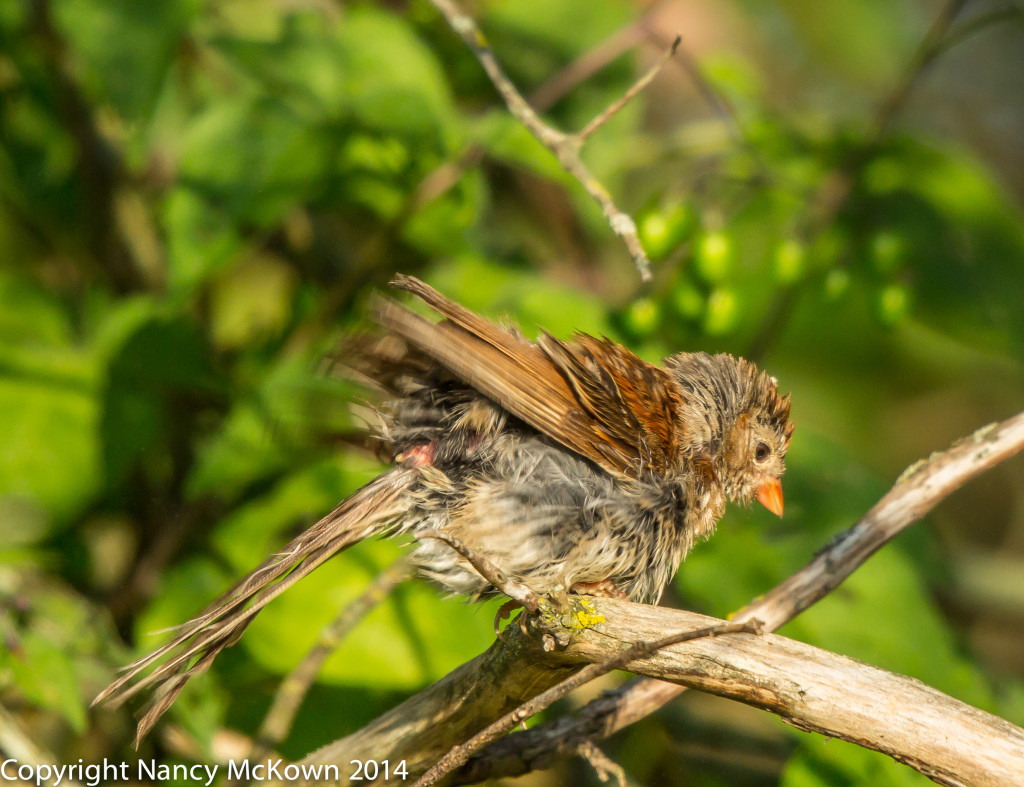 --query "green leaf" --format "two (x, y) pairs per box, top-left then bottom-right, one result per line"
(402, 169), (486, 255)
(7, 630), (86, 731)
(338, 7), (456, 143)
(177, 98), (331, 226)
(1, 578), (119, 734)
(100, 315), (219, 485)
(163, 187), (246, 292)
(208, 254), (297, 350)
(55, 0), (202, 120)
(0, 272), (72, 346)
(0, 371), (99, 528)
